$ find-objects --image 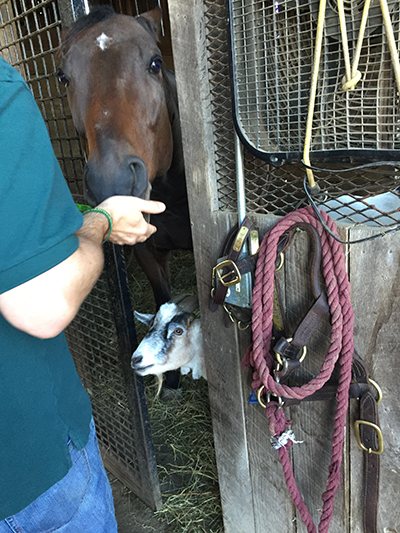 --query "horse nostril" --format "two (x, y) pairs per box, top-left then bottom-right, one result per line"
(129, 157), (148, 199)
